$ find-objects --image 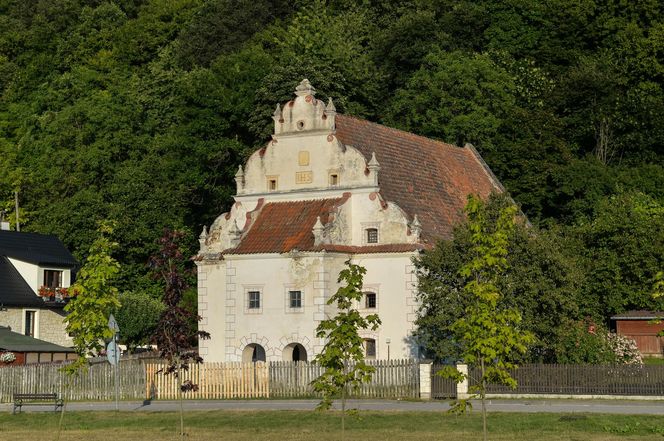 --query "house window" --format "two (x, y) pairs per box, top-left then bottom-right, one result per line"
(366, 228), (378, 244)
(44, 270), (62, 288)
(289, 290), (302, 309)
(365, 292), (377, 309)
(248, 291), (261, 309)
(329, 174), (339, 186)
(364, 338), (376, 360)
(24, 310), (36, 337)
(268, 178), (278, 191)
